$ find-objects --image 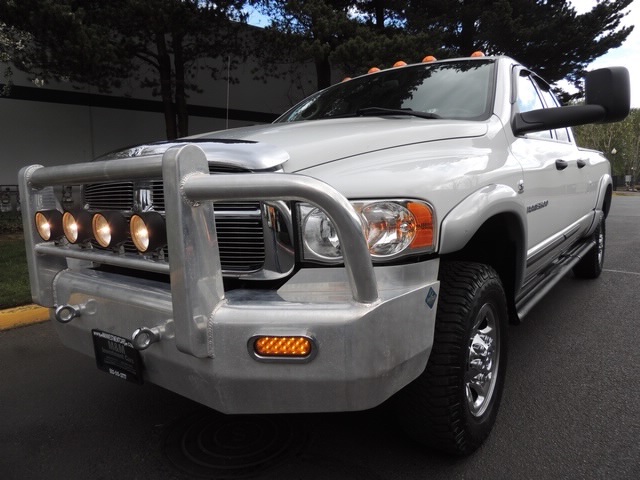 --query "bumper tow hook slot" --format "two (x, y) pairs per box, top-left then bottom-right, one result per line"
(54, 304), (81, 323)
(132, 327), (162, 350)
(54, 300), (97, 324)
